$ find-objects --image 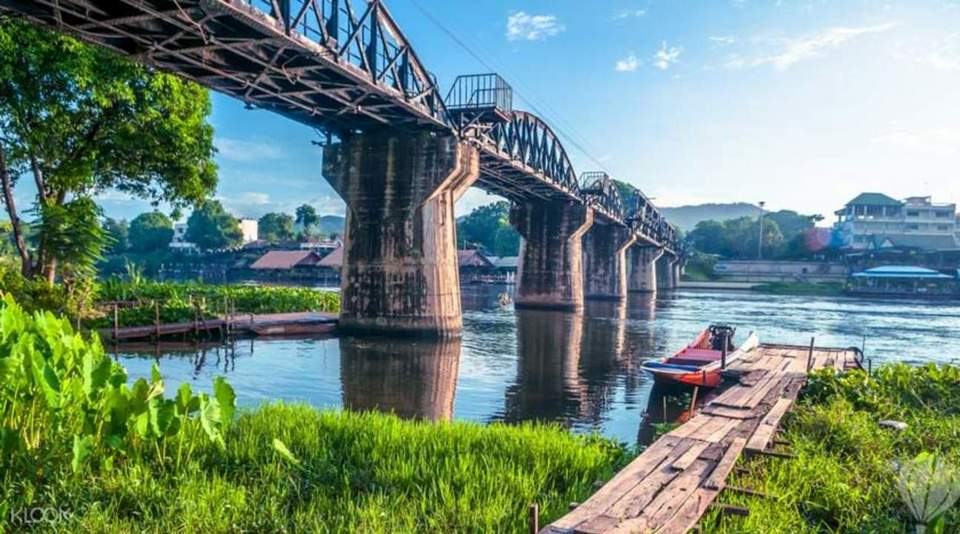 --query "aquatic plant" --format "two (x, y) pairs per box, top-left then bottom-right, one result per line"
(897, 452), (960, 533)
